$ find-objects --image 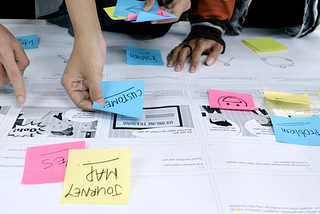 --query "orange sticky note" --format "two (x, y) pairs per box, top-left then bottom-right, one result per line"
(22, 141), (86, 184)
(209, 89), (259, 110)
